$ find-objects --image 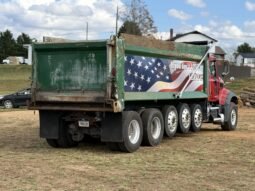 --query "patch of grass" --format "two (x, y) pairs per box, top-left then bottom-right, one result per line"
(0, 65), (31, 95)
(225, 77), (255, 95)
